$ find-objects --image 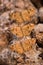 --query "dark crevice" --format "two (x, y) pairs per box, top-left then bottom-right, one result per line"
(30, 30), (36, 38)
(36, 40), (43, 48)
(39, 53), (43, 59)
(41, 0), (43, 6)
(37, 16), (43, 24)
(37, 17), (41, 24)
(30, 0), (42, 9)
(0, 62), (8, 65)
